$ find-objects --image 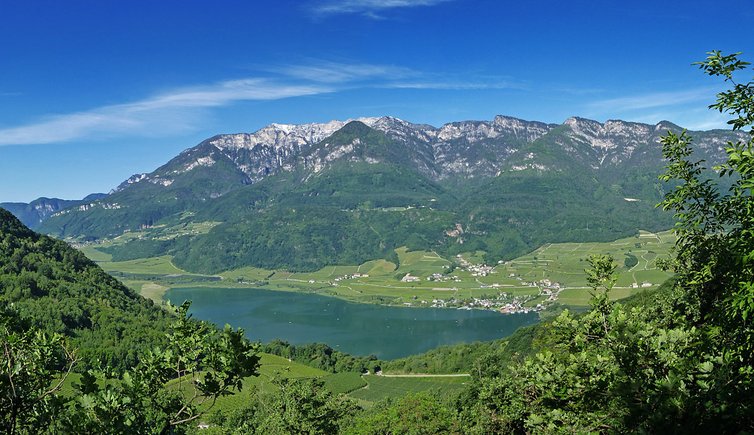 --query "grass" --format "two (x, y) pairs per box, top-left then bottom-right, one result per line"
(98, 255), (186, 275)
(78, 246), (112, 262)
(57, 372), (83, 397)
(139, 282), (170, 304)
(149, 221), (222, 241)
(394, 247), (452, 277)
(495, 230), (674, 288)
(81, 230), (675, 309)
(363, 259), (396, 275)
(60, 358), (470, 417)
(207, 353), (328, 415)
(323, 372), (368, 395)
(348, 375), (469, 402)
(162, 352), (329, 417)
(490, 230), (675, 305)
